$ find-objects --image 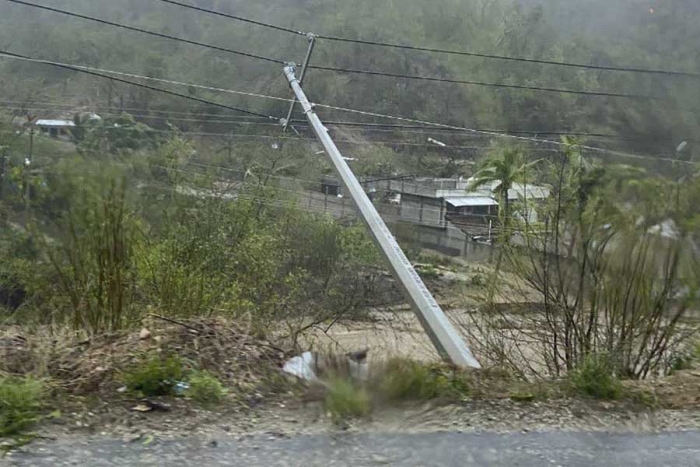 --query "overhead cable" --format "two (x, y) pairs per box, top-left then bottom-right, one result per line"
(313, 102), (699, 166)
(154, 0), (307, 36)
(0, 101), (629, 138)
(315, 35), (700, 79)
(0, 50), (279, 119)
(307, 65), (658, 100)
(4, 0), (284, 64)
(147, 0), (700, 78)
(4, 0), (674, 100)
(0, 54), (292, 105)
